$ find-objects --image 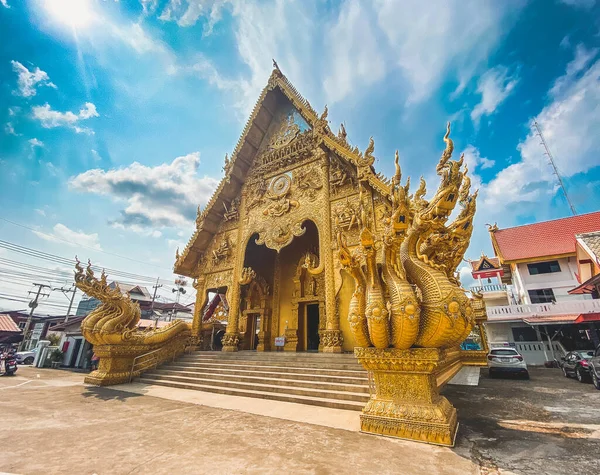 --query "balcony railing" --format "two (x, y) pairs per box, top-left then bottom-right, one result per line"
(487, 299), (600, 319)
(470, 284), (507, 293)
